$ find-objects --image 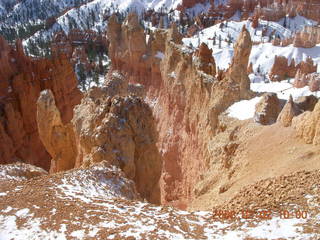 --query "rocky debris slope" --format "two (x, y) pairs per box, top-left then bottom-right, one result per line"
(222, 170), (320, 221)
(0, 162), (318, 240)
(216, 169), (320, 236)
(37, 78), (163, 203)
(107, 13), (253, 206)
(0, 37), (81, 170)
